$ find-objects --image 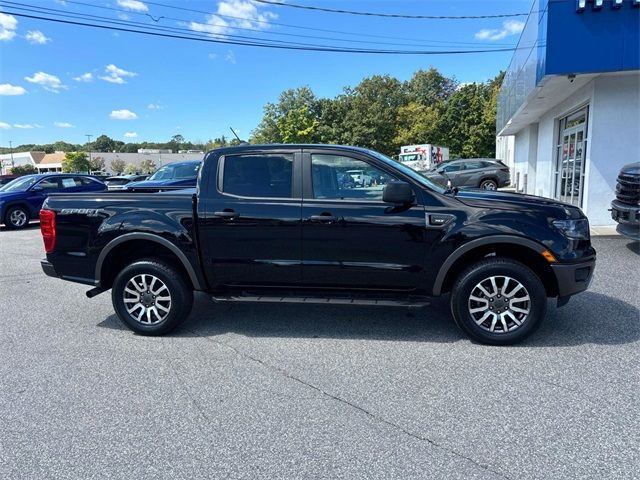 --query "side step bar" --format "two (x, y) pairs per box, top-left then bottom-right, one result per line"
(211, 295), (430, 308)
